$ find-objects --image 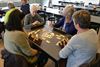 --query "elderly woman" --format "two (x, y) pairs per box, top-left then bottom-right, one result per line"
(24, 5), (45, 30)
(54, 6), (77, 35)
